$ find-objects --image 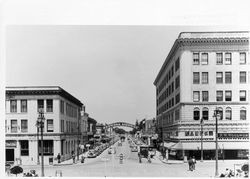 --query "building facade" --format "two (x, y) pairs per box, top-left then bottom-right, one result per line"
(5, 86), (83, 165)
(154, 32), (249, 160)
